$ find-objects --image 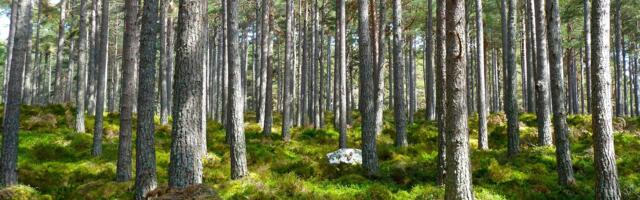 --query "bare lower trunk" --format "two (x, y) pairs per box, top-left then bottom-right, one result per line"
(92, 0), (110, 157)
(435, 0), (446, 185)
(53, 0), (67, 103)
(534, 0), (552, 146)
(392, 0), (407, 147)
(75, 0), (88, 133)
(547, 0), (575, 186)
(444, 0), (473, 198)
(592, 0), (621, 198)
(476, 0), (488, 150)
